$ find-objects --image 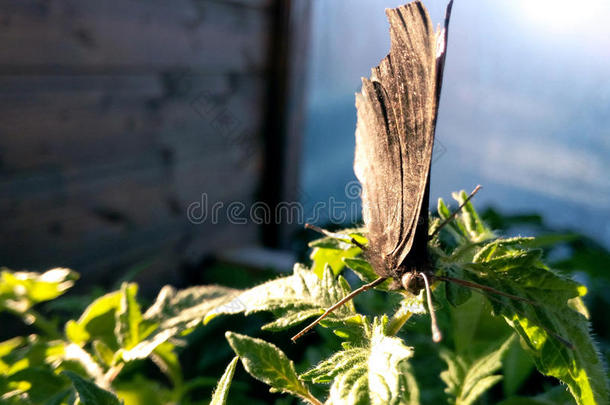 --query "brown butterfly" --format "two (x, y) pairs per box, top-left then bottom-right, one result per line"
(292, 0), (541, 344)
